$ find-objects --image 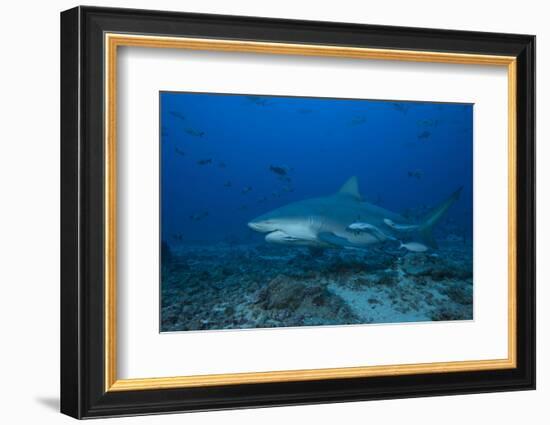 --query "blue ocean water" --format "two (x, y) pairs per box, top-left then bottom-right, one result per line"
(160, 92), (473, 332)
